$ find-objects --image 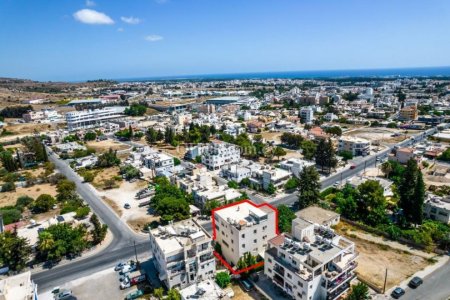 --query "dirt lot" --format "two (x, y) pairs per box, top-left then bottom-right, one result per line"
(335, 223), (432, 291)
(0, 183), (57, 207)
(97, 180), (153, 232)
(345, 127), (418, 145)
(260, 131), (283, 143)
(86, 140), (130, 153)
(231, 282), (264, 300)
(91, 166), (121, 190)
(156, 143), (186, 158)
